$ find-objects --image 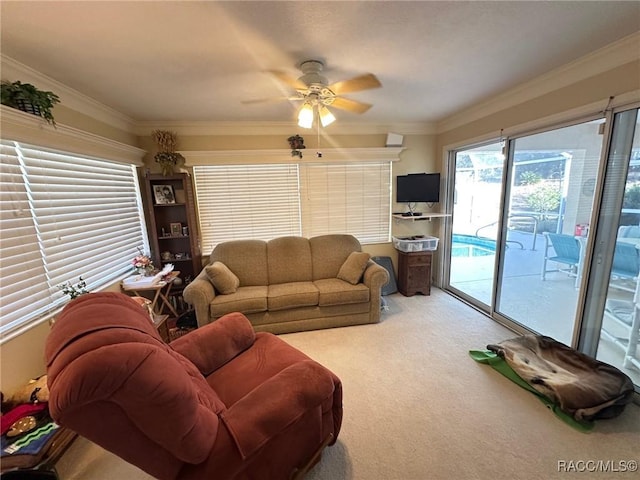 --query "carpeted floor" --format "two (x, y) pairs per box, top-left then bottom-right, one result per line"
(55, 289), (640, 480)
